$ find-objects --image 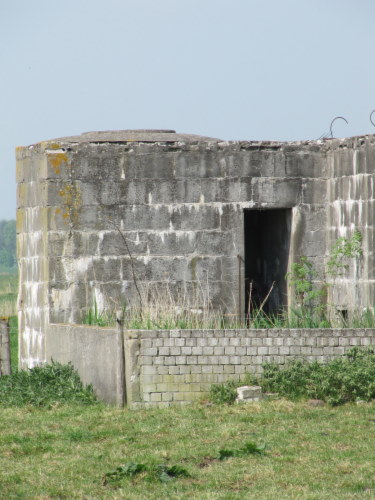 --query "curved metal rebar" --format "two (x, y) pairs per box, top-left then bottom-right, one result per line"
(370, 110), (375, 128)
(330, 116), (348, 138)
